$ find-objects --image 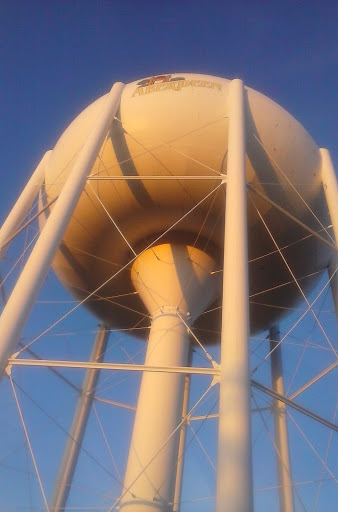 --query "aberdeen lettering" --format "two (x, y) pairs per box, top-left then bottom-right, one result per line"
(132, 74), (222, 97)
